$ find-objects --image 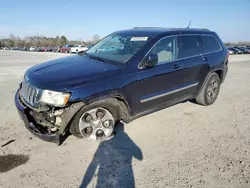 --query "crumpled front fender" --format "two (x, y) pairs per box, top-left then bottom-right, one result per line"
(59, 102), (85, 134)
